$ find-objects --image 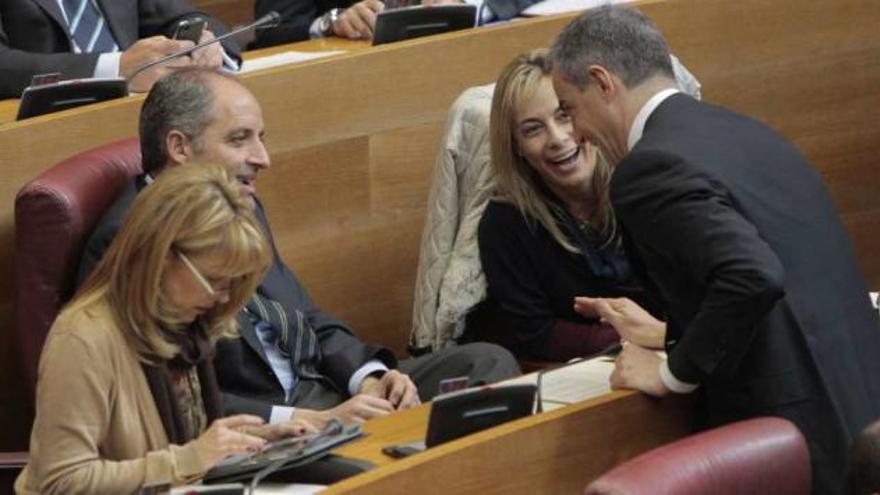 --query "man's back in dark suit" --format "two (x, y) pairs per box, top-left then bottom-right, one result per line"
(612, 94), (880, 493)
(550, 7), (880, 494)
